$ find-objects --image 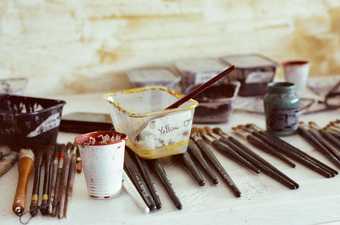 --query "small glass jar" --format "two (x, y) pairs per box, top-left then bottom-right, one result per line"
(264, 82), (300, 136)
